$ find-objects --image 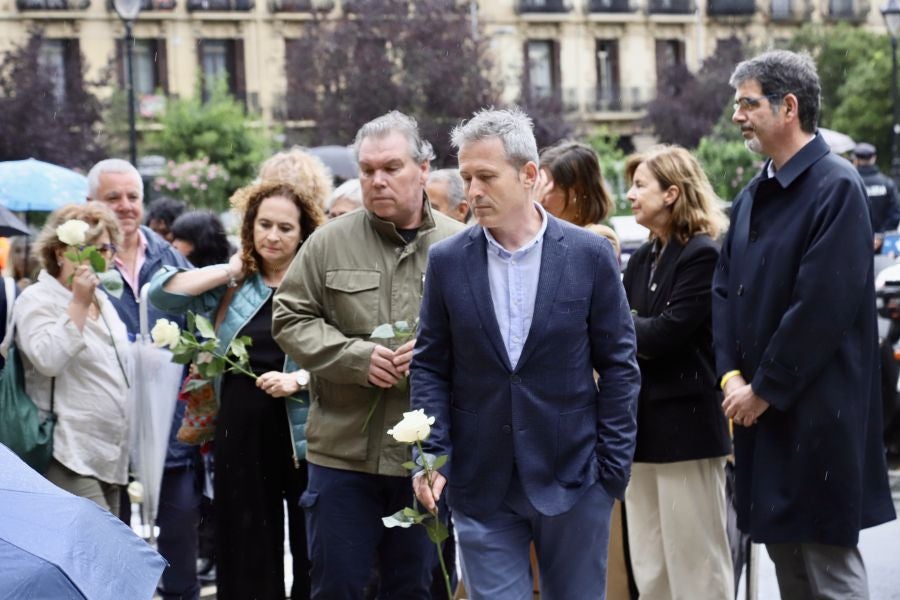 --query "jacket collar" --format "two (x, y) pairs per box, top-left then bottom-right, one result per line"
(365, 195), (437, 246)
(767, 131), (831, 189)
